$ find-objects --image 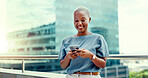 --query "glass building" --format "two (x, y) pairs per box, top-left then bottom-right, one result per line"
(5, 23), (61, 71)
(7, 23), (56, 55)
